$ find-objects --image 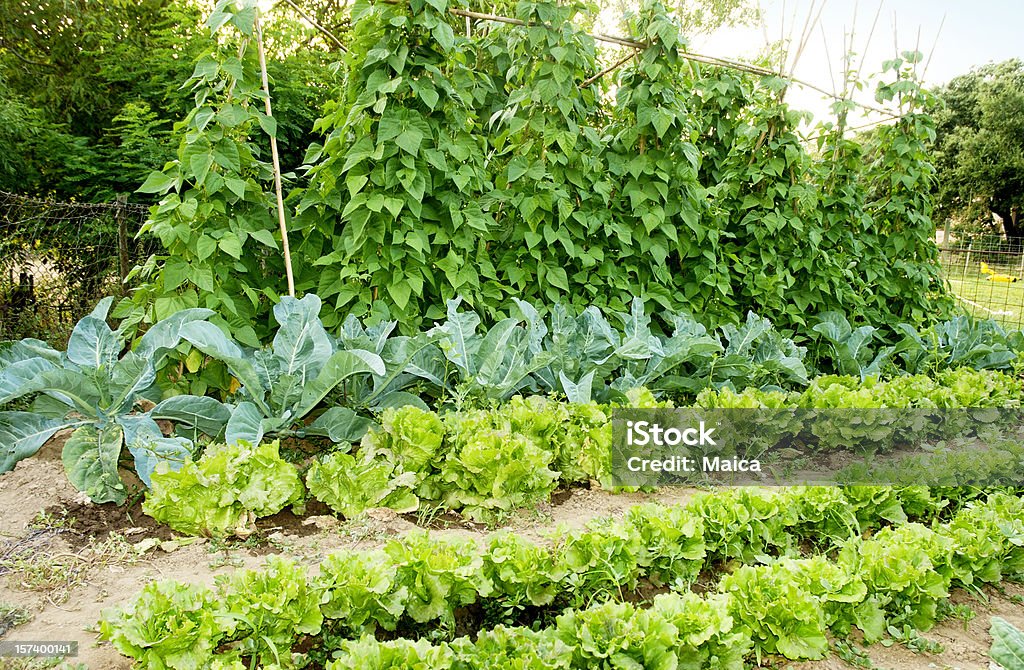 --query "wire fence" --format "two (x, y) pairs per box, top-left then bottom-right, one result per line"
(0, 191), (156, 344)
(940, 234), (1024, 331)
